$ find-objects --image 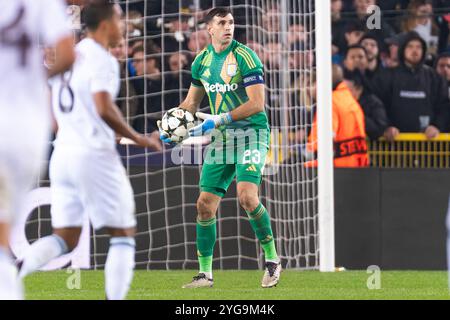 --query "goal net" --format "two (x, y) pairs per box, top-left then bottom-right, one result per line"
(18, 0), (333, 271)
